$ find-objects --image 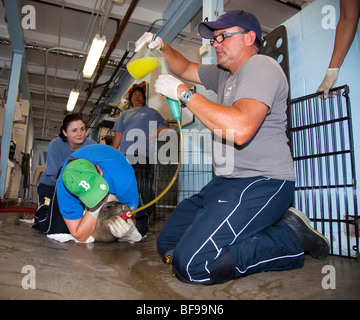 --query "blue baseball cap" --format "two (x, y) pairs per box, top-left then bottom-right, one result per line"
(198, 10), (262, 42)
